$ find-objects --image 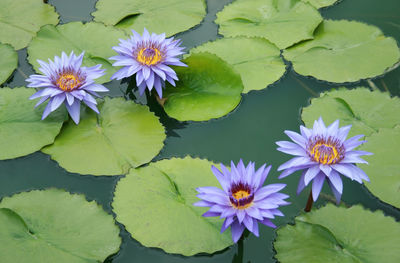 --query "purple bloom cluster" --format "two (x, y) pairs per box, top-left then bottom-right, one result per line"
(110, 28), (186, 98)
(26, 51), (108, 124)
(277, 117), (372, 203)
(194, 160), (289, 243)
